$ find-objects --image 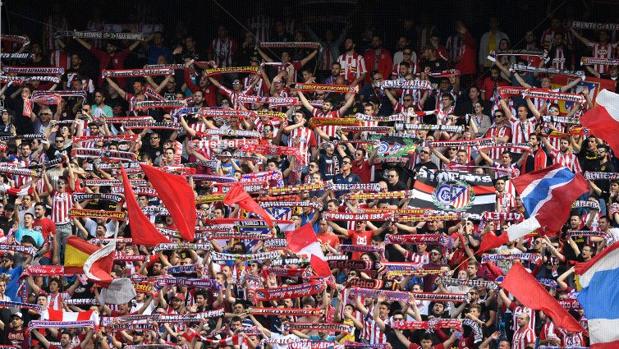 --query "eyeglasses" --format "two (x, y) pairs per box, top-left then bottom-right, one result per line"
(55, 139), (64, 143)
(342, 161), (351, 165)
